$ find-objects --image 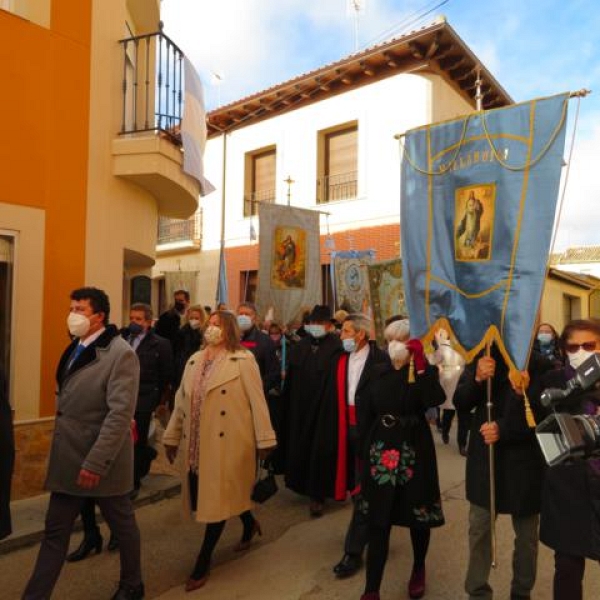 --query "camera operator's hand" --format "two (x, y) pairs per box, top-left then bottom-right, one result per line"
(475, 357), (496, 383)
(480, 421), (500, 445)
